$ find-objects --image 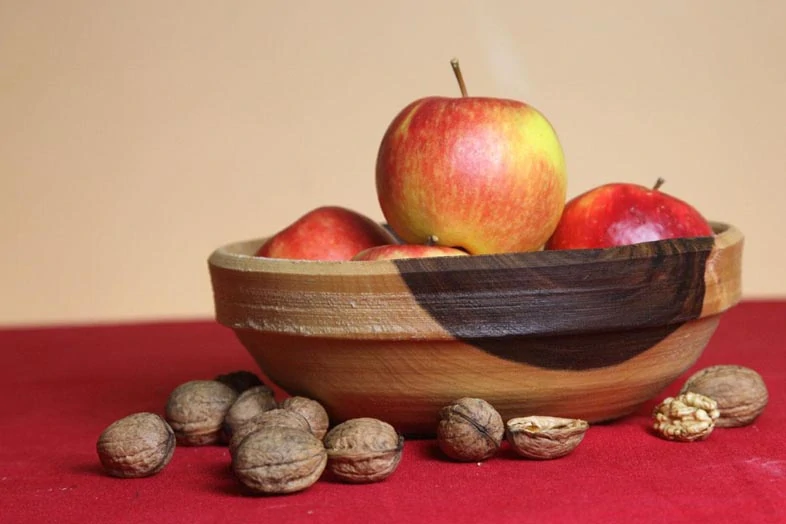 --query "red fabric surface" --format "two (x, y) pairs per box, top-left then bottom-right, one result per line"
(2, 300), (784, 523)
